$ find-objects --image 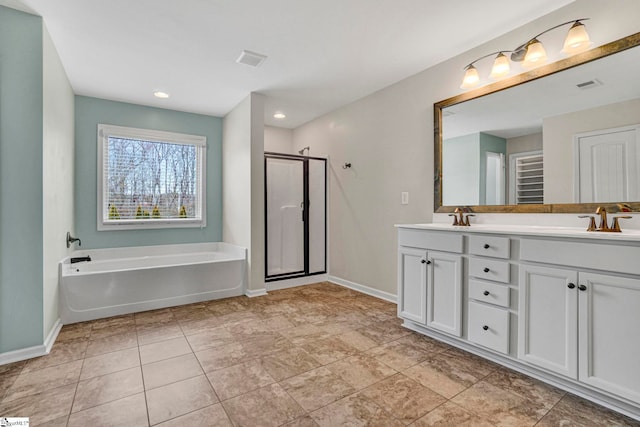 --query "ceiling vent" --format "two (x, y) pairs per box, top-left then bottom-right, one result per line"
(236, 50), (267, 67)
(576, 78), (603, 90)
